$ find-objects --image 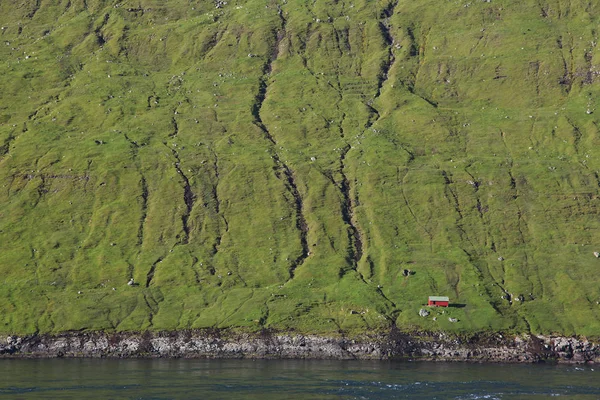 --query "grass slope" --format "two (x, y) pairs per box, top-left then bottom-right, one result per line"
(1, 0), (600, 337)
